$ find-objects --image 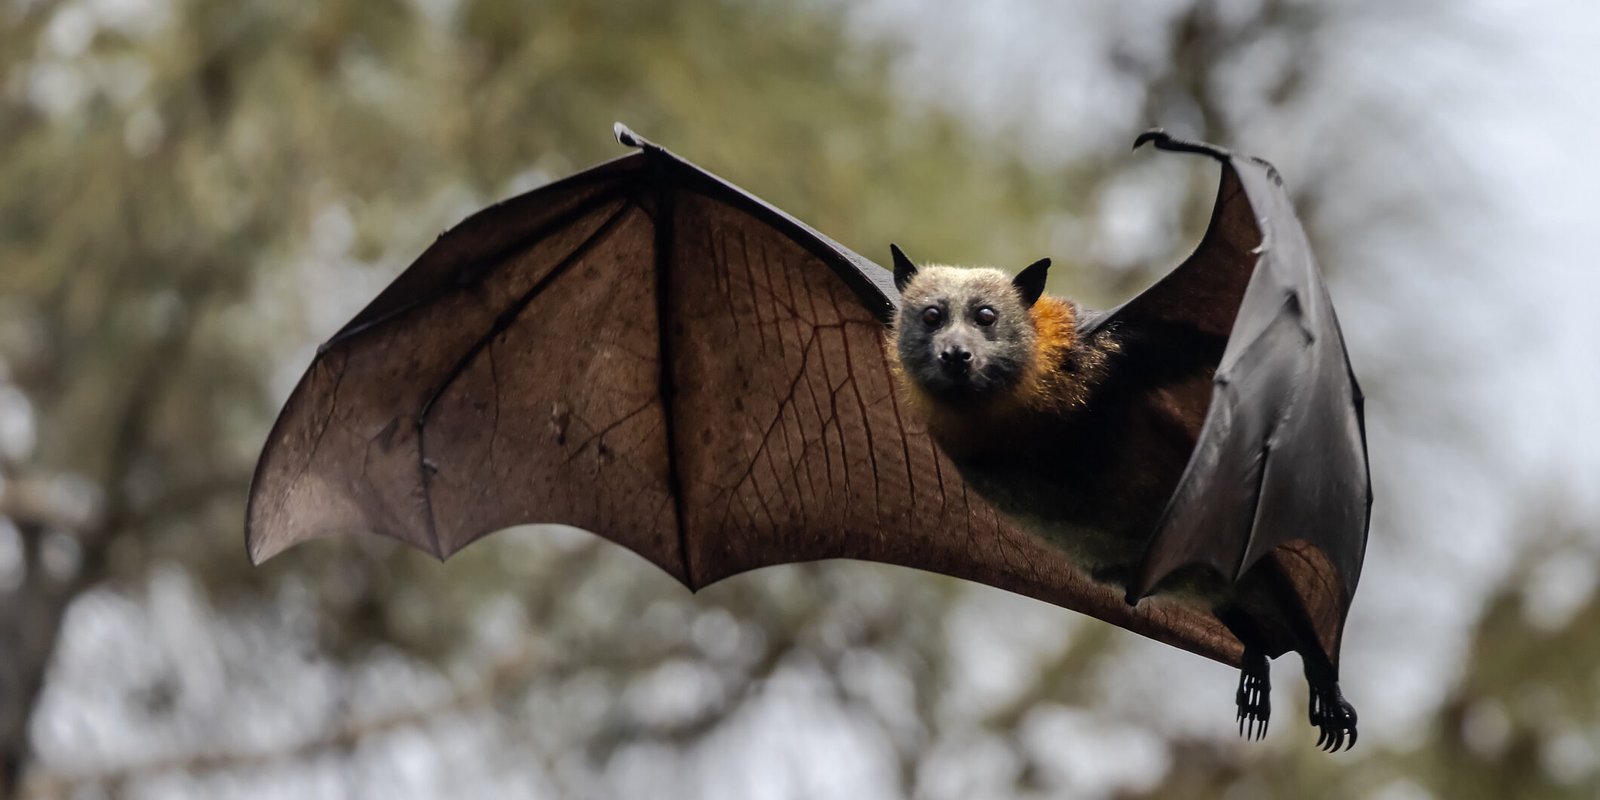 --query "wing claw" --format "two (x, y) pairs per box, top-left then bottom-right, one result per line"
(1132, 128), (1233, 162)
